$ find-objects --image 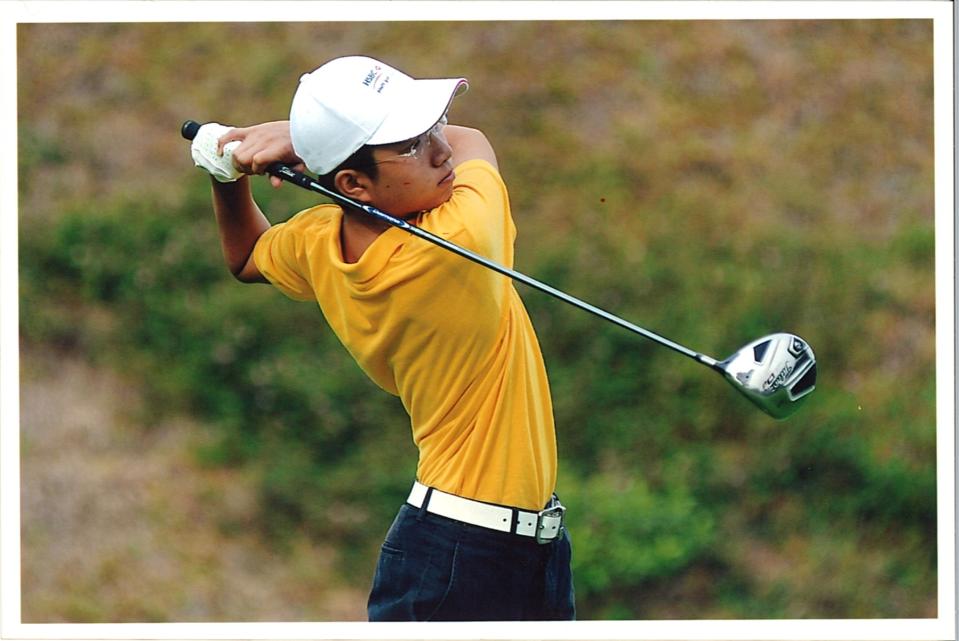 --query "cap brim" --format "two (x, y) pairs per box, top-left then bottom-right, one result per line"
(367, 78), (468, 146)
